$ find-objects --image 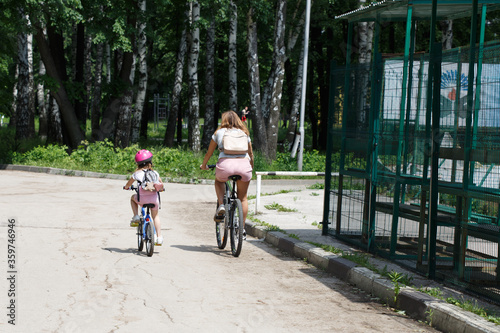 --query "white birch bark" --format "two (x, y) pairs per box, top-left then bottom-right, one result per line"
(266, 0), (287, 160)
(38, 59), (47, 140)
(228, 0), (238, 111)
(357, 0), (374, 128)
(202, 18), (216, 149)
(441, 20), (453, 50)
(15, 9), (33, 140)
(246, 6), (267, 153)
(187, 1), (201, 152)
(131, 0), (148, 144)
